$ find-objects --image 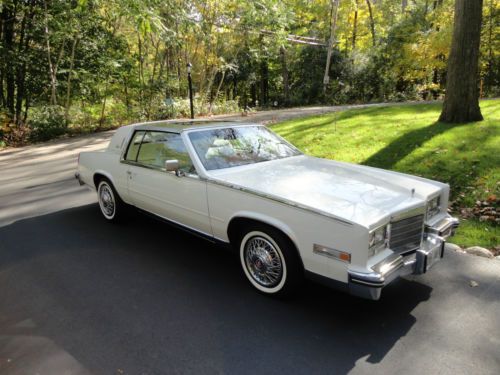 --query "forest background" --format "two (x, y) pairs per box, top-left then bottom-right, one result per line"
(0, 0), (498, 145)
